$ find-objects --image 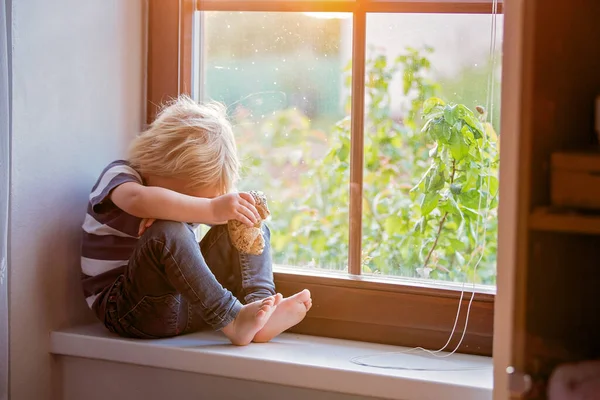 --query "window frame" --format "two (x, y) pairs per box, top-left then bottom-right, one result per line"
(146, 0), (503, 357)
